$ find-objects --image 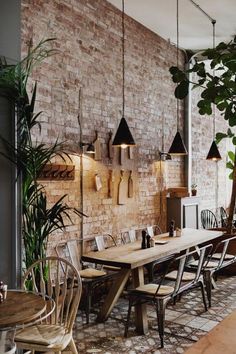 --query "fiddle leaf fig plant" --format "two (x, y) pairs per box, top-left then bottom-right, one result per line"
(0, 39), (82, 269)
(169, 36), (236, 233)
